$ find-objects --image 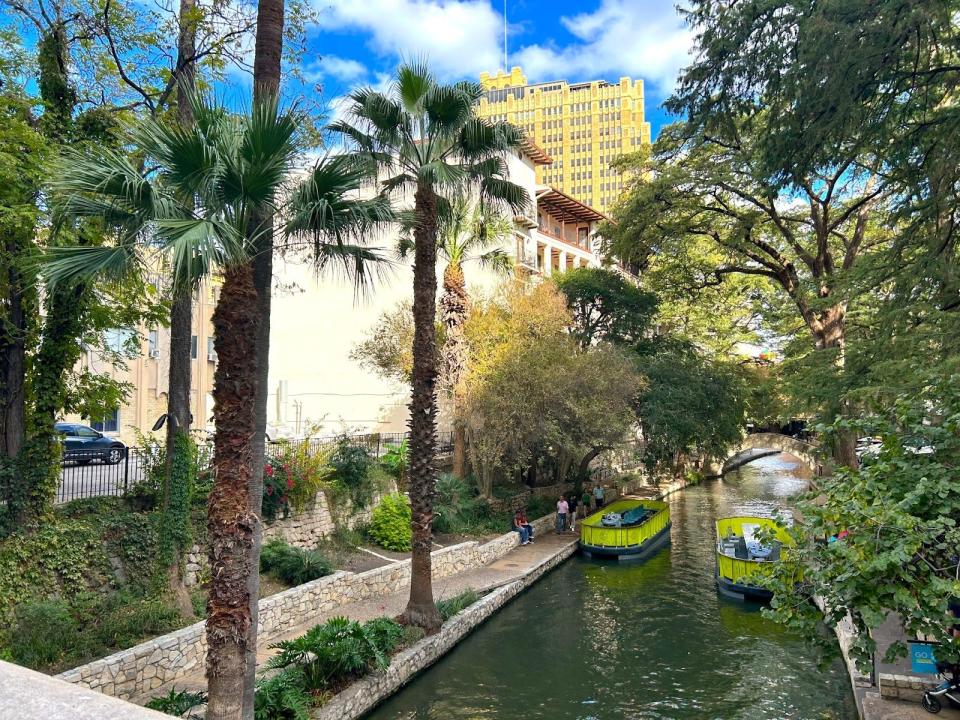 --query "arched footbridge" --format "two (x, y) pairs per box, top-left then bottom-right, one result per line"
(714, 432), (827, 477)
